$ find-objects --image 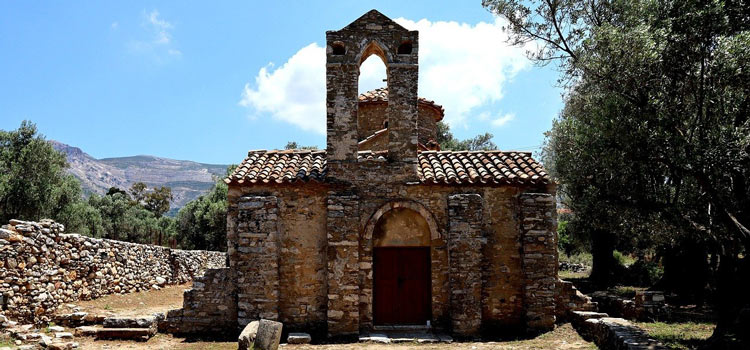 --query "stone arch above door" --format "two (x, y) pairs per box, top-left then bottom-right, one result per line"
(364, 200), (440, 242)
